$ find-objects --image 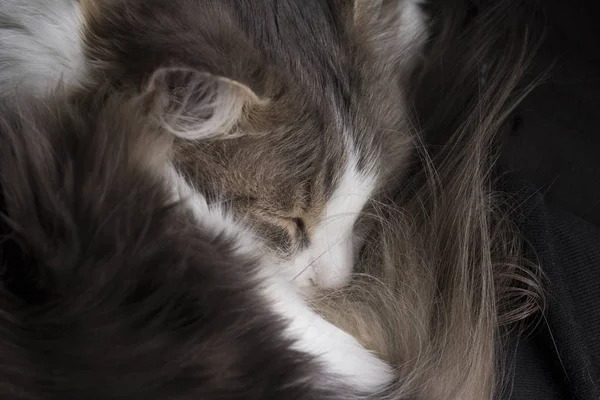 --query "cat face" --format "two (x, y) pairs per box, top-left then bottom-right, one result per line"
(173, 117), (377, 290)
(82, 0), (426, 290)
